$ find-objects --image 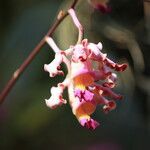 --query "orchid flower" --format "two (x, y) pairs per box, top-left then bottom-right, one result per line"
(44, 8), (127, 130)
